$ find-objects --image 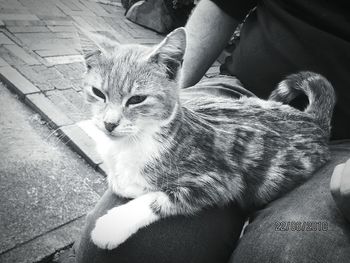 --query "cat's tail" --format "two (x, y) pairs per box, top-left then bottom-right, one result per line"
(269, 71), (336, 133)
